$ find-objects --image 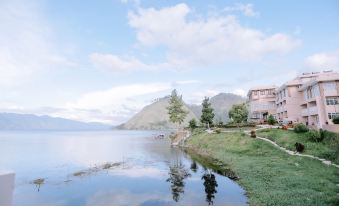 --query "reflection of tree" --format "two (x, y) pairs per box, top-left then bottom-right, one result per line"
(166, 161), (191, 202)
(190, 161), (198, 173)
(202, 170), (218, 205)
